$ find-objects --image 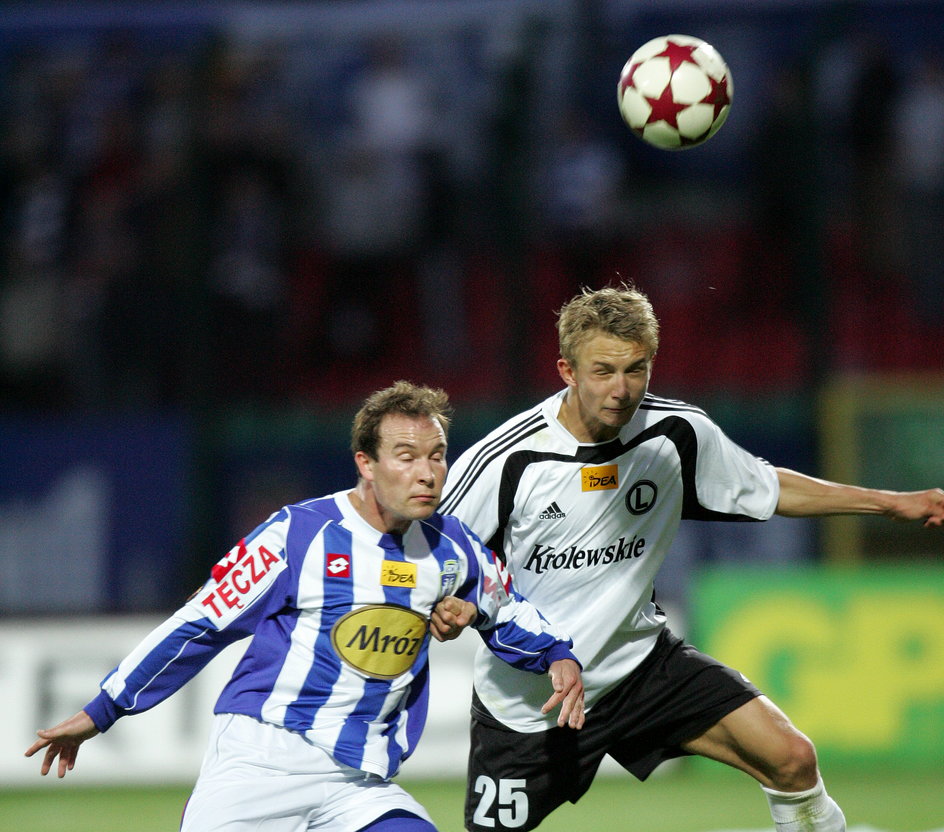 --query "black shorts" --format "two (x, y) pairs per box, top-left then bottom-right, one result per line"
(464, 628), (761, 832)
